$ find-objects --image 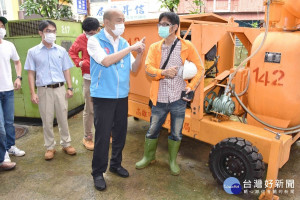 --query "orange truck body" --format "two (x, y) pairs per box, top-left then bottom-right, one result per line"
(122, 1), (300, 199)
